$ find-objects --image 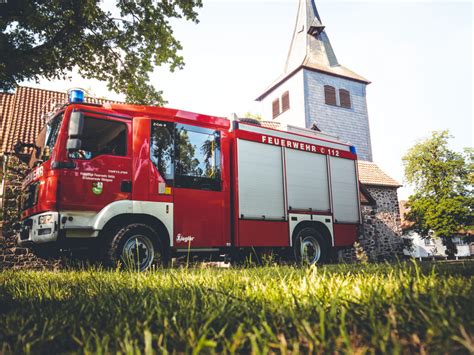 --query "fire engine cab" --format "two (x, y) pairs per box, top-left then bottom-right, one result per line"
(17, 90), (361, 270)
